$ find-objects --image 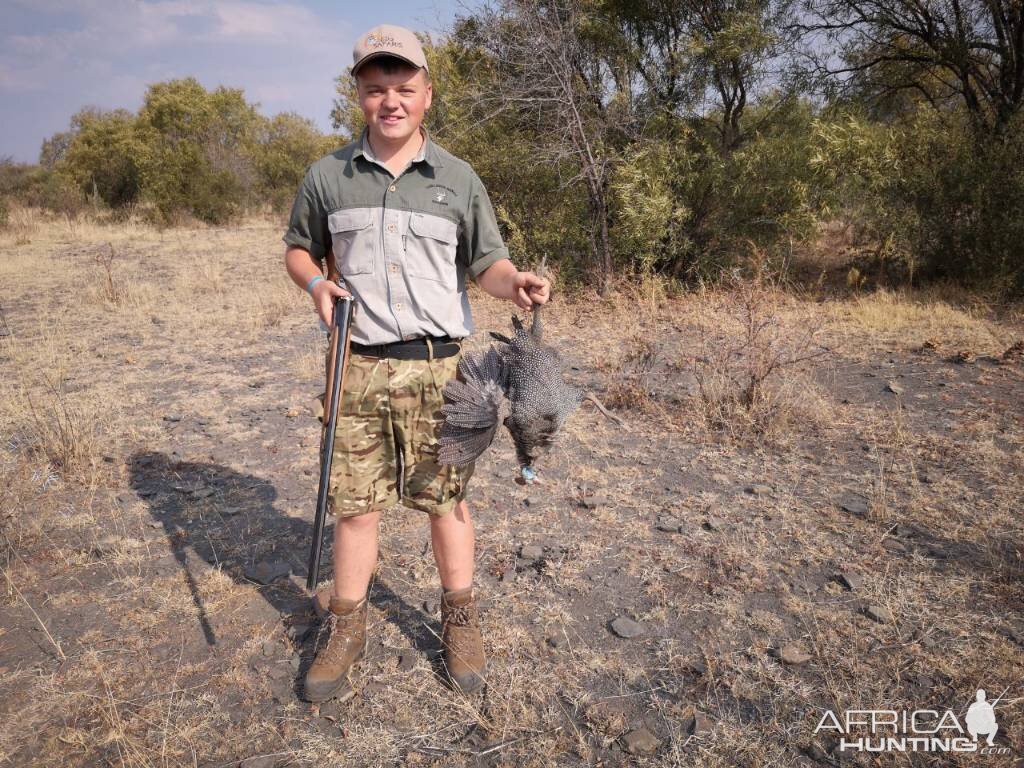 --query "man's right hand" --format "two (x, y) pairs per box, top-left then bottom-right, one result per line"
(311, 279), (352, 328)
